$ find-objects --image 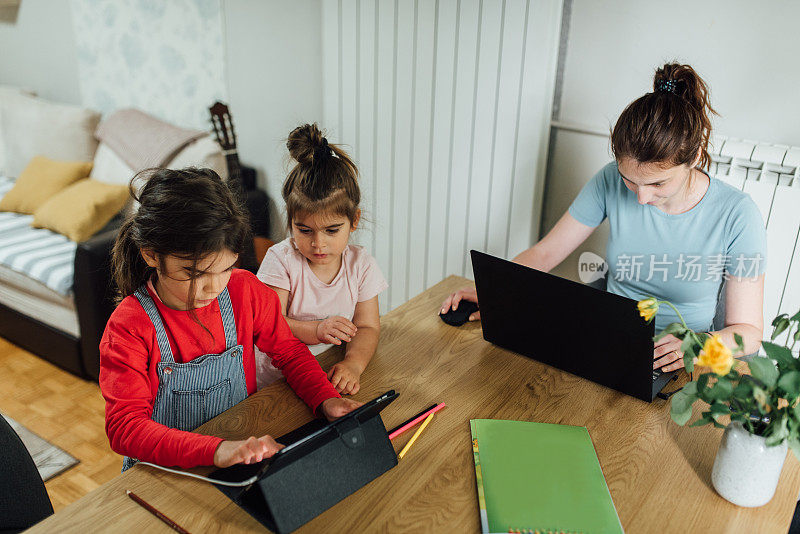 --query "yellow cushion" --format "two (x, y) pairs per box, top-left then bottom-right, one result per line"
(0, 156), (93, 214)
(32, 179), (129, 242)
